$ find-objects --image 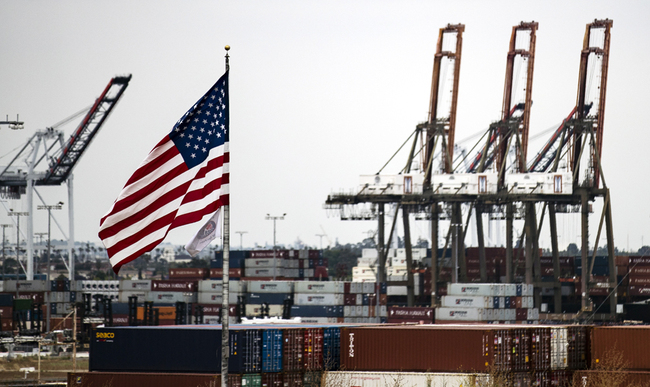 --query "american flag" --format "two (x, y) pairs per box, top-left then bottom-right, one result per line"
(99, 72), (230, 273)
